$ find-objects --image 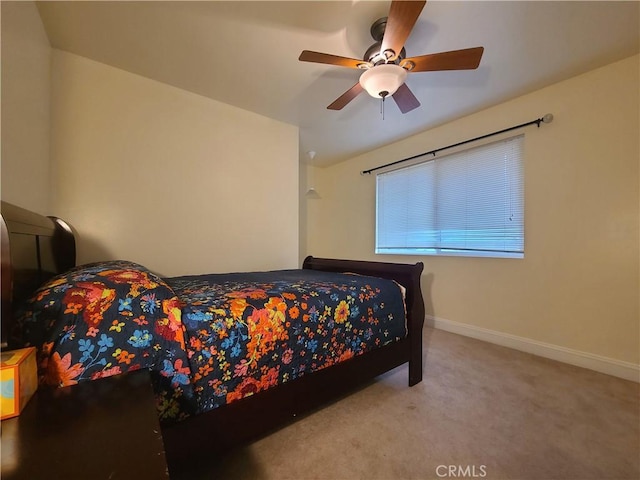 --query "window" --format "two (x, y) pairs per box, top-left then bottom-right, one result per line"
(376, 135), (524, 258)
